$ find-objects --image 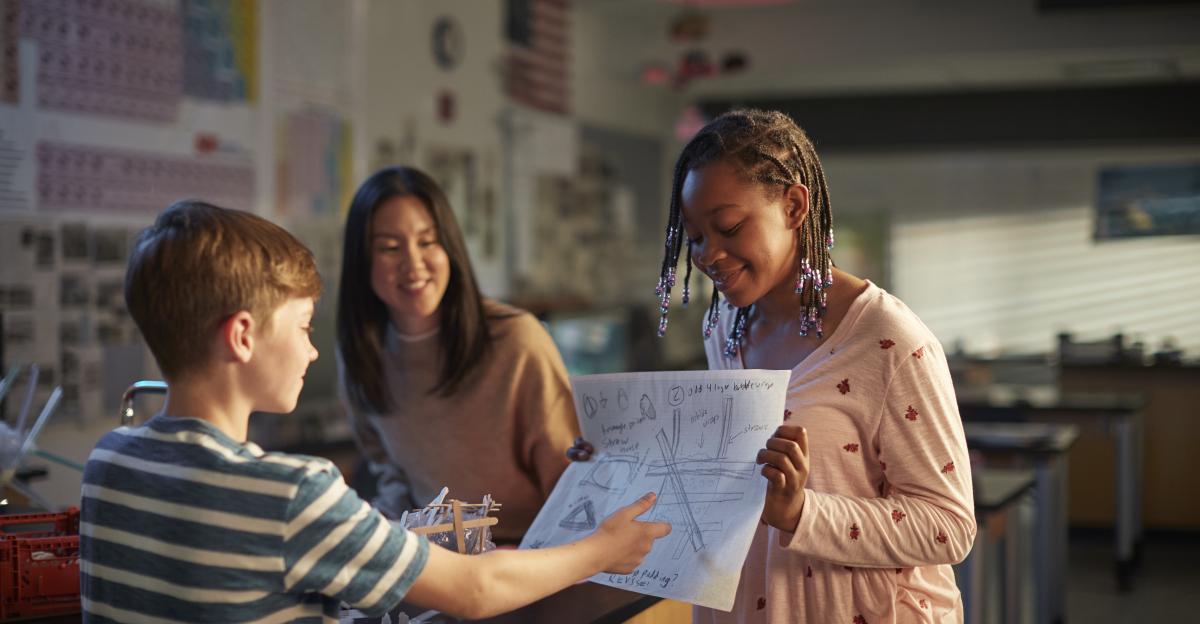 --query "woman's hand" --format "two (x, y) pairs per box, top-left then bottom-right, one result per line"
(755, 425), (810, 532)
(565, 437), (595, 462)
